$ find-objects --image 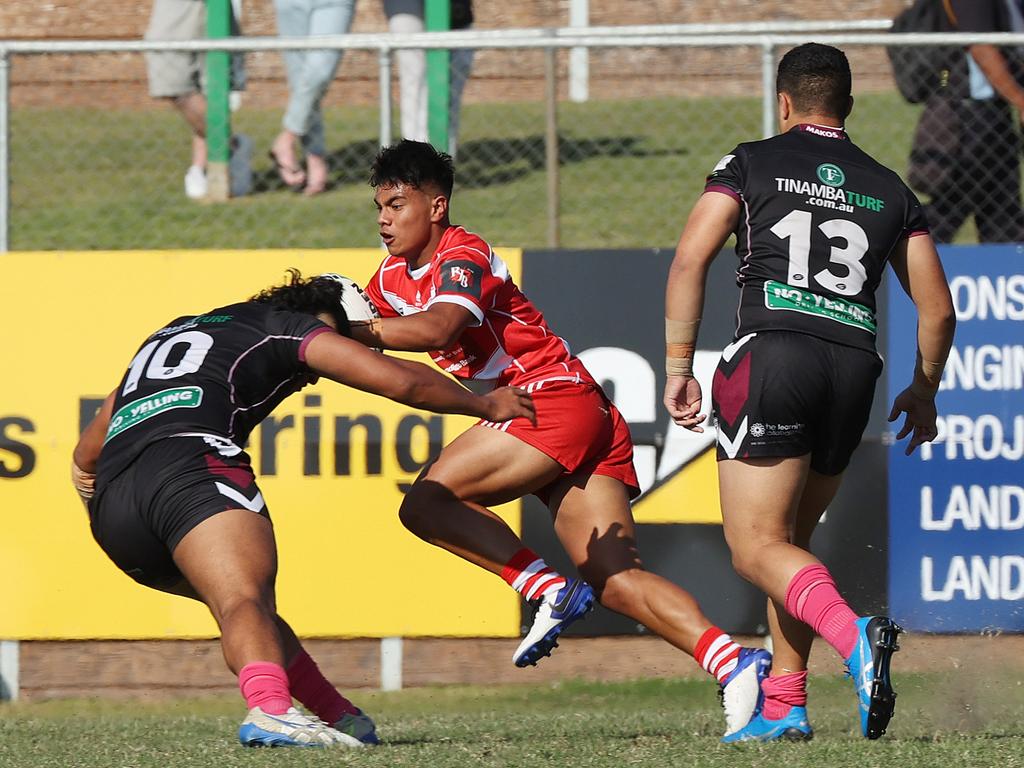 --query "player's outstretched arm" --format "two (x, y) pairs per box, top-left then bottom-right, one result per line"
(887, 234), (956, 455)
(305, 331), (534, 423)
(664, 191), (740, 430)
(71, 390), (116, 500)
(351, 303), (474, 352)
